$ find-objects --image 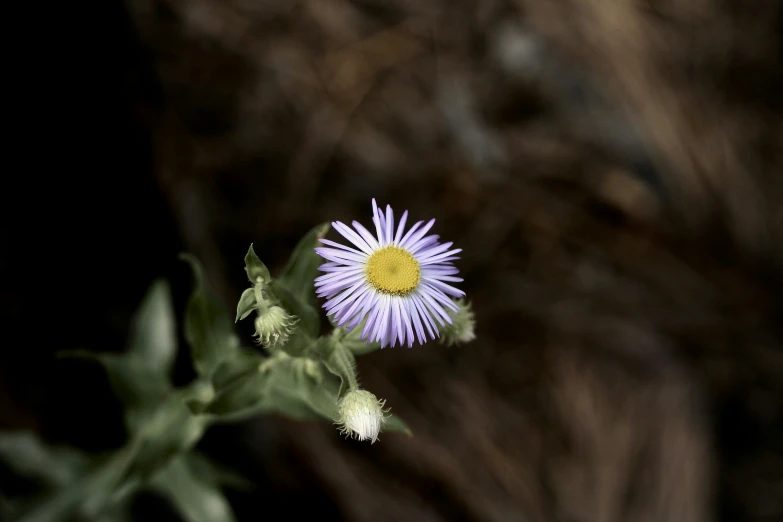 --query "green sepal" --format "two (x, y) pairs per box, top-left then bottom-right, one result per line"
(235, 288), (256, 323)
(244, 244), (271, 285)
